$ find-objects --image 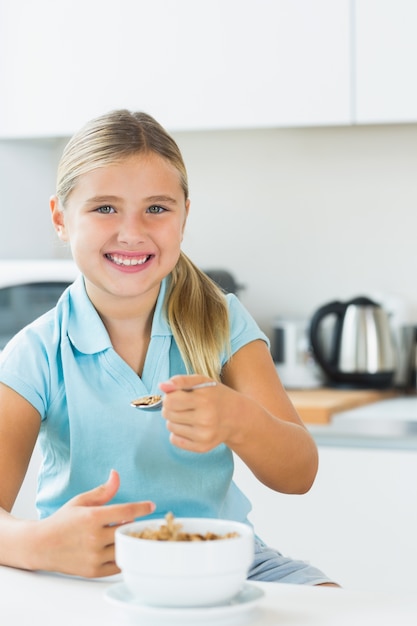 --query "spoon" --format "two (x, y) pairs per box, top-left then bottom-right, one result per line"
(130, 381), (217, 410)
